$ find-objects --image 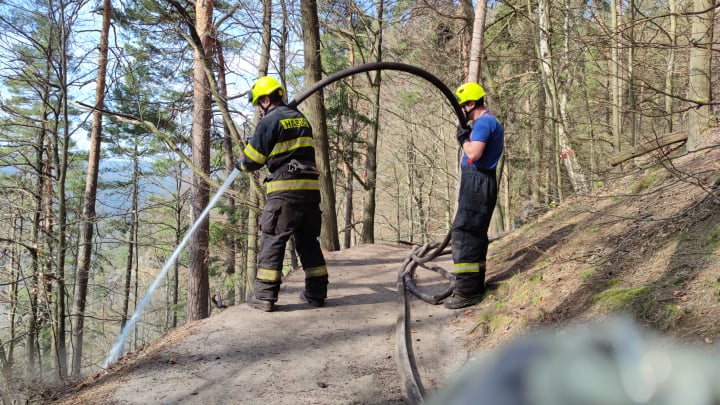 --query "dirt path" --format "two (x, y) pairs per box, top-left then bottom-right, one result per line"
(56, 244), (474, 404)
